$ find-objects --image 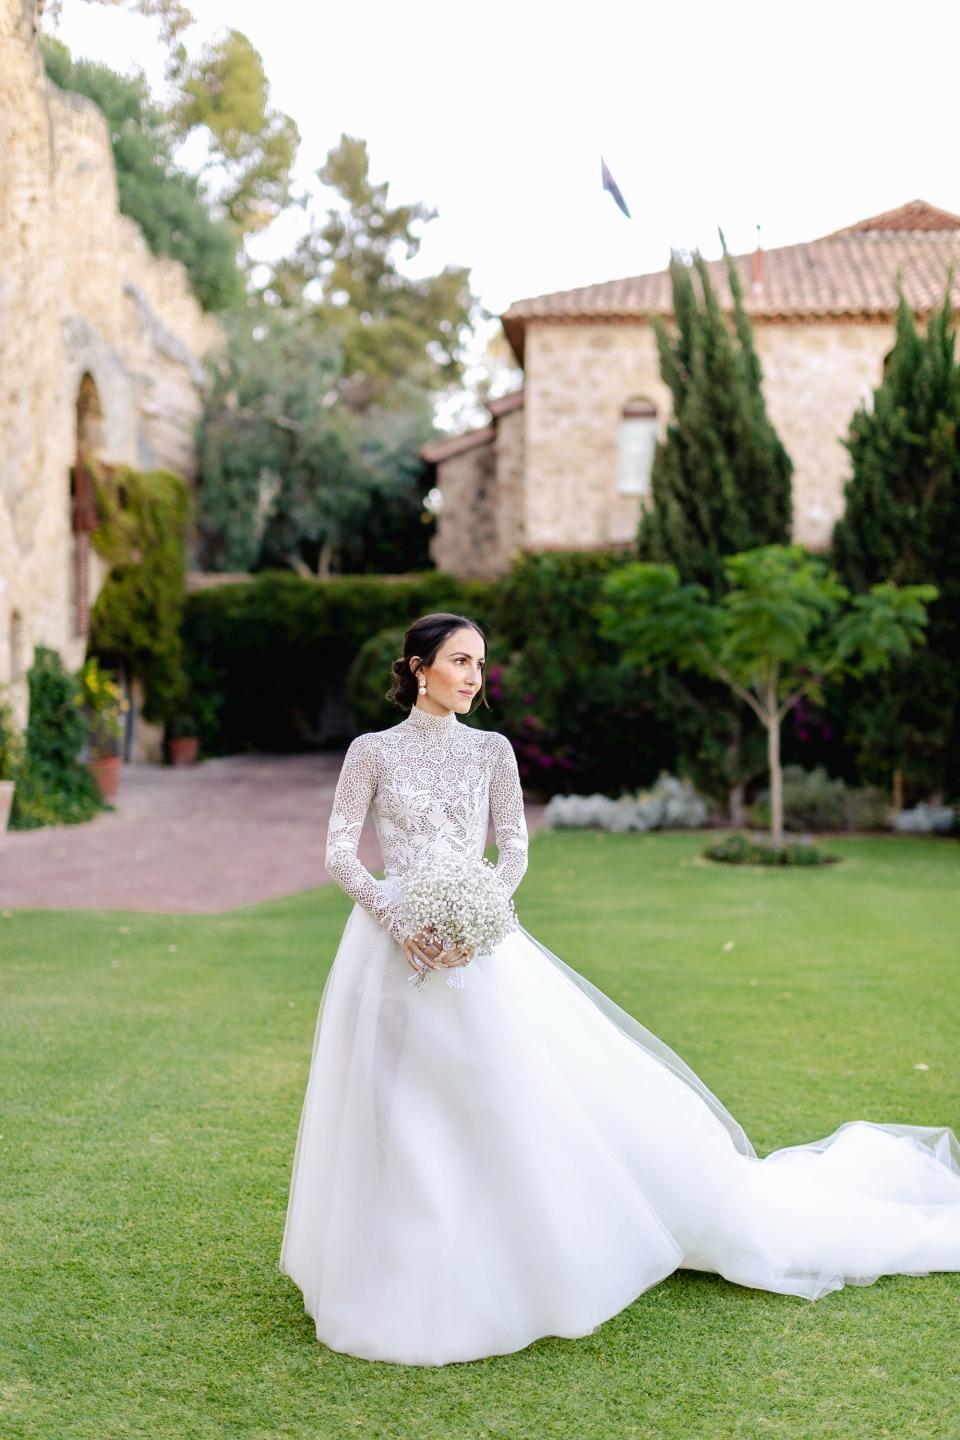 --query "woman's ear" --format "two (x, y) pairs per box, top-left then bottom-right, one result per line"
(408, 655), (421, 676)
